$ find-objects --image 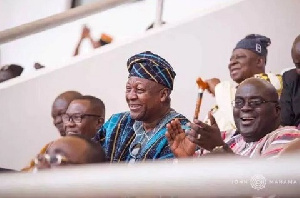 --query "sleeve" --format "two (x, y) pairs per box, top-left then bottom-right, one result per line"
(261, 127), (300, 158)
(157, 145), (174, 160)
(212, 81), (237, 131)
(93, 119), (109, 144)
(280, 72), (294, 126)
